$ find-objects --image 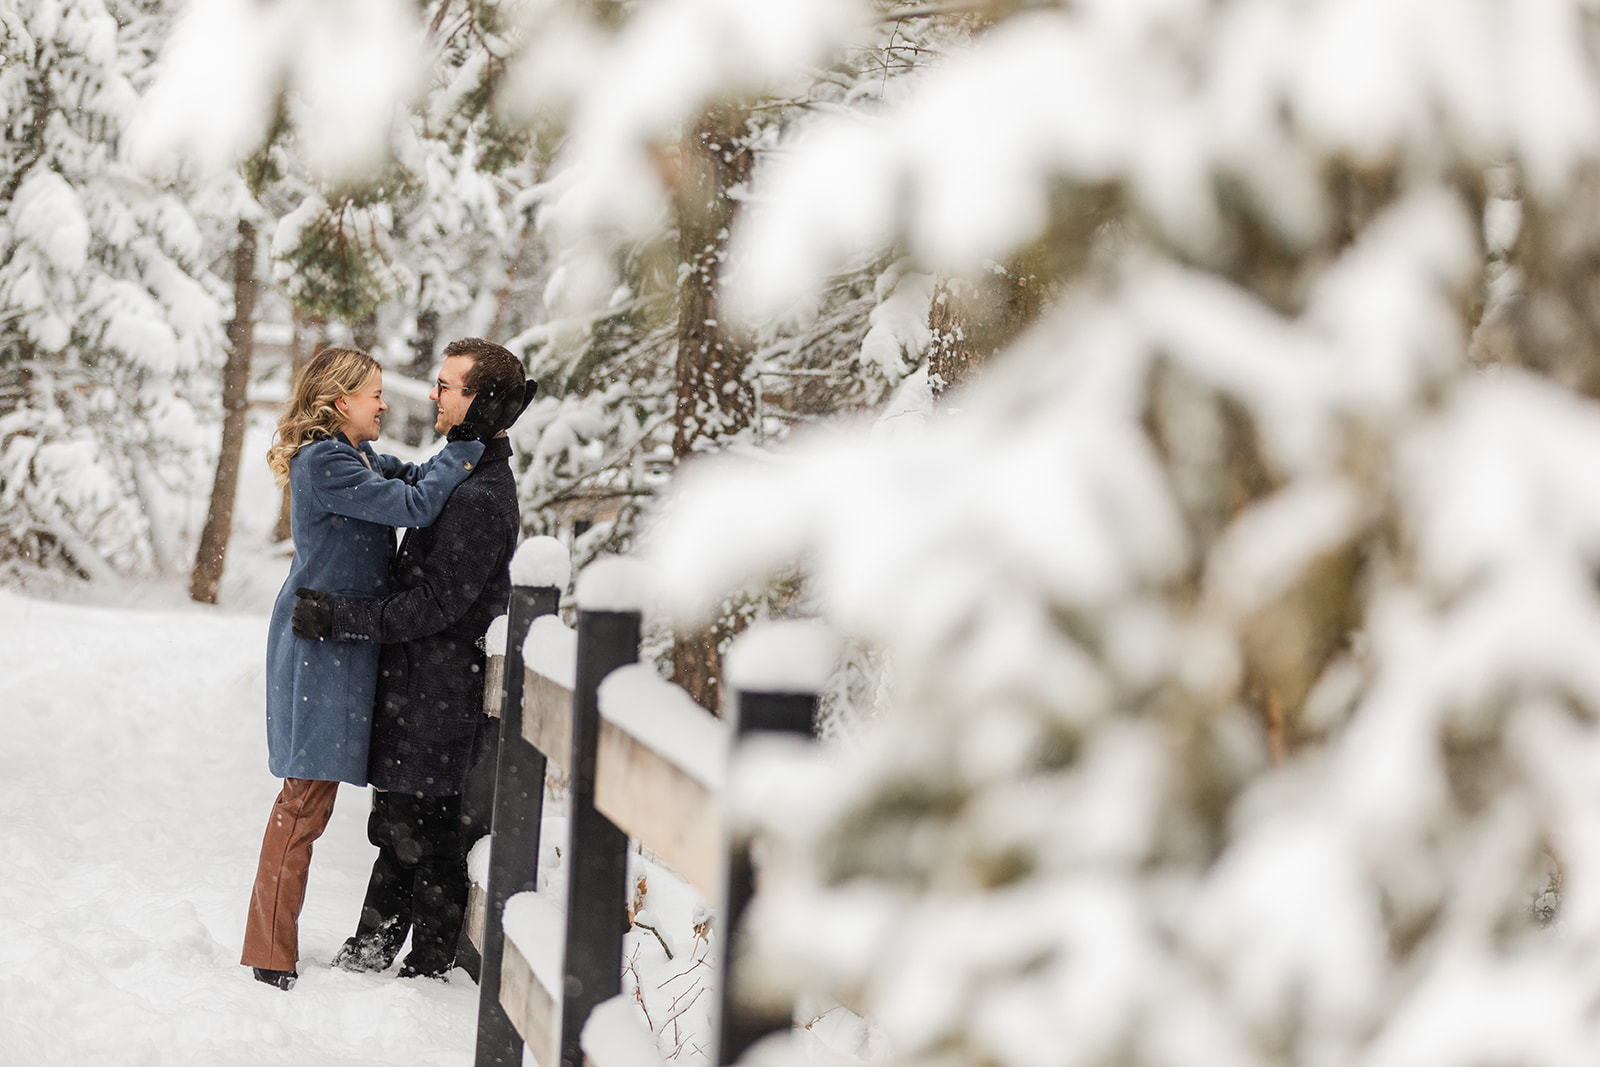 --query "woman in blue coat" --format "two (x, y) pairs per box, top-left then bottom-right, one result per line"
(241, 346), (484, 990)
